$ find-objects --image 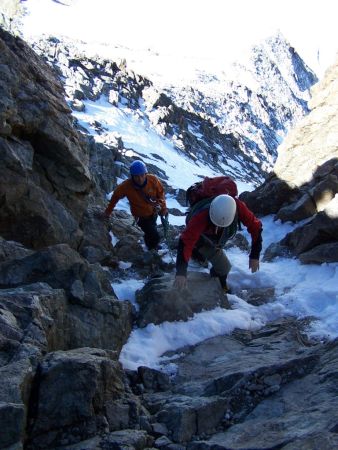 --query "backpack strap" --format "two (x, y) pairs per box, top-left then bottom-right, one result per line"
(187, 199), (240, 249)
(185, 197), (214, 223)
(217, 213), (239, 248)
(132, 178), (160, 212)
